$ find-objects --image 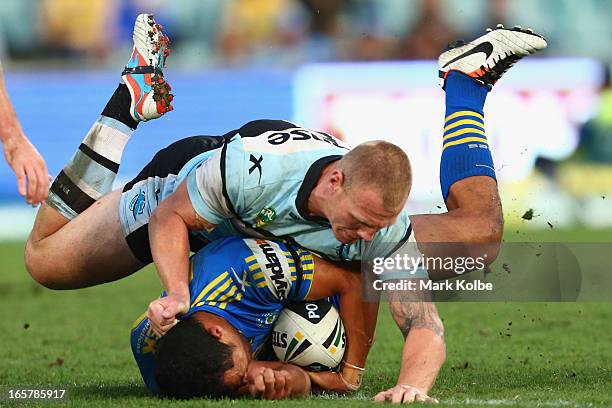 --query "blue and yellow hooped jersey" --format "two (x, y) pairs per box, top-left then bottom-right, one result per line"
(130, 236), (315, 393)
